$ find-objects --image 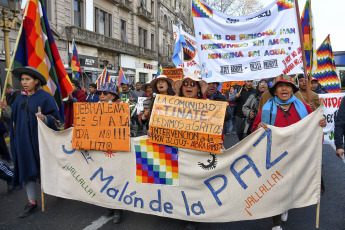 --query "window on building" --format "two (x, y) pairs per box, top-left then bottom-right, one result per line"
(162, 38), (165, 55)
(139, 73), (147, 83)
(95, 8), (112, 37)
(138, 27), (147, 48)
(121, 20), (128, 43)
(74, 0), (82, 27)
(141, 0), (147, 10)
(151, 34), (154, 51)
(151, 1), (154, 16)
